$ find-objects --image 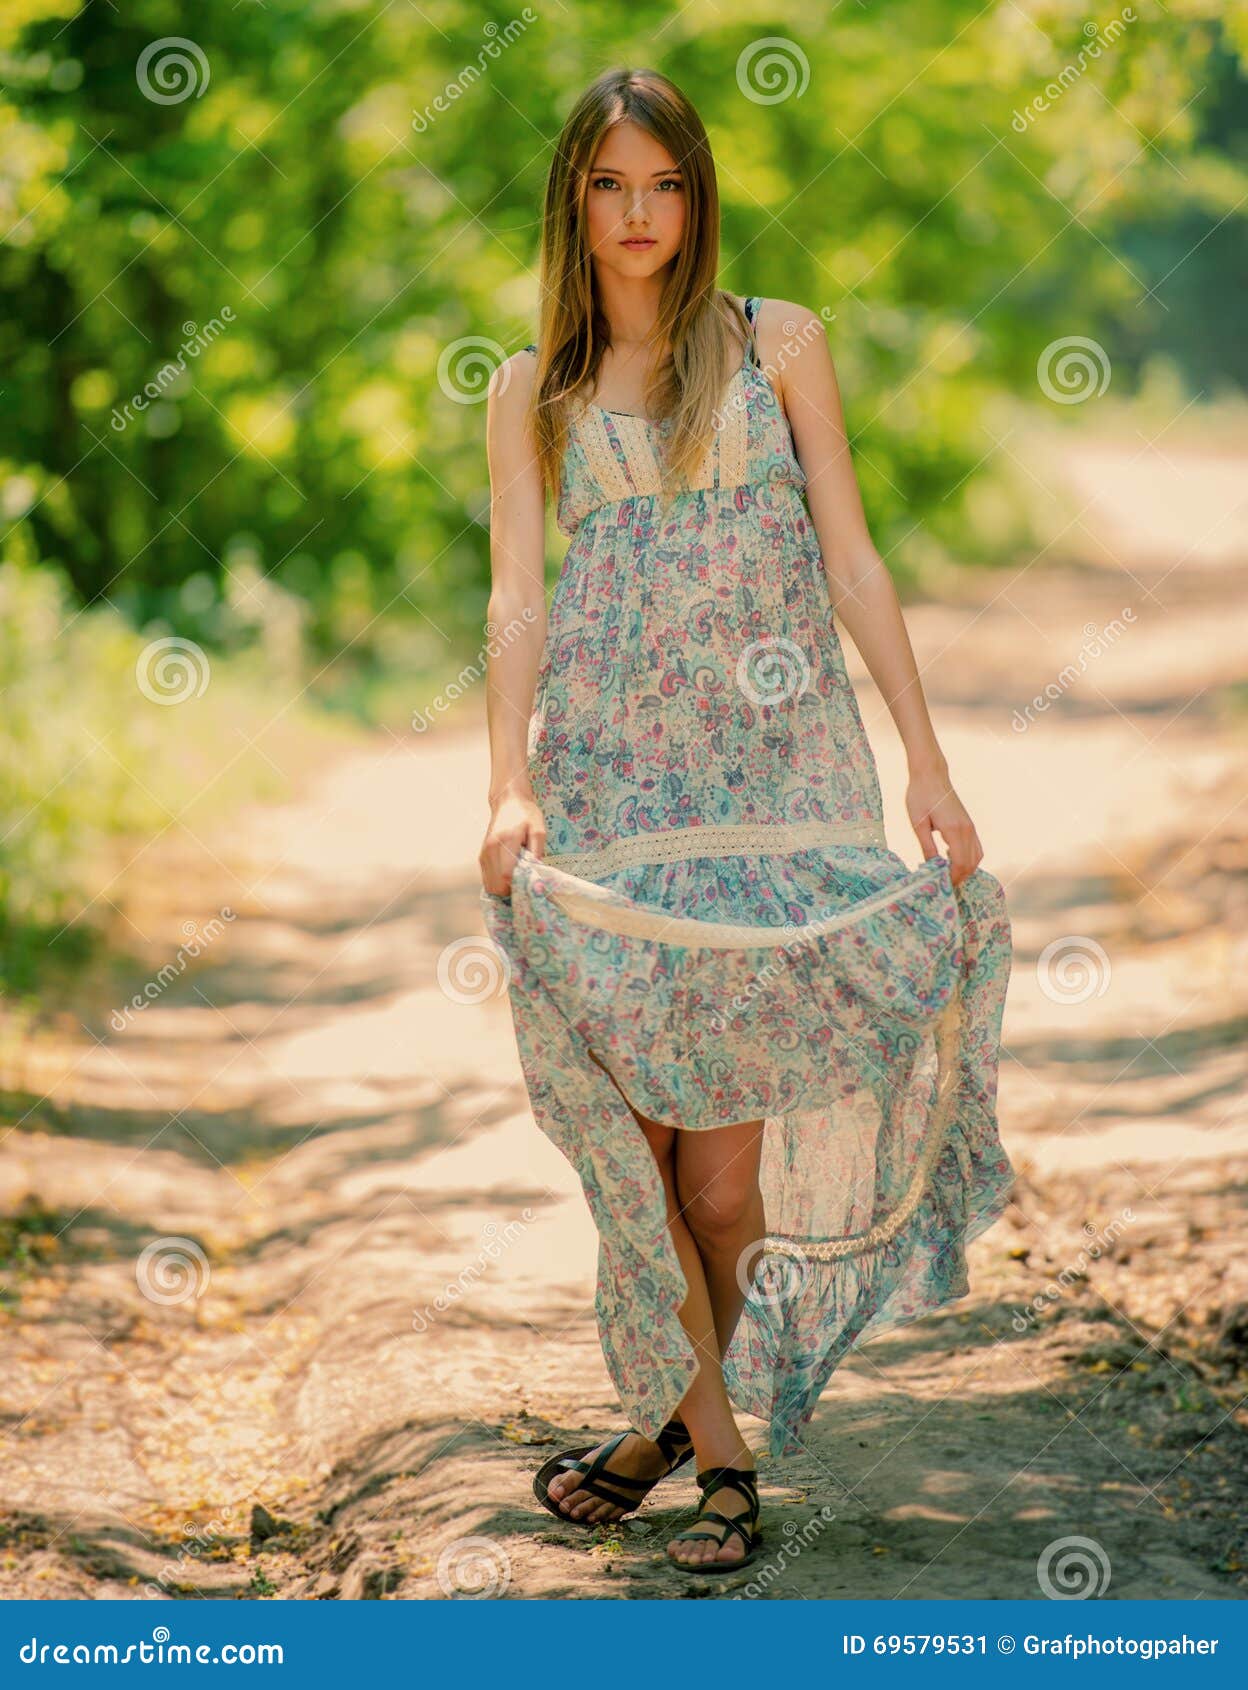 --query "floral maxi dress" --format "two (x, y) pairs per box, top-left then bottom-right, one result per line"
(480, 295), (1015, 1458)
